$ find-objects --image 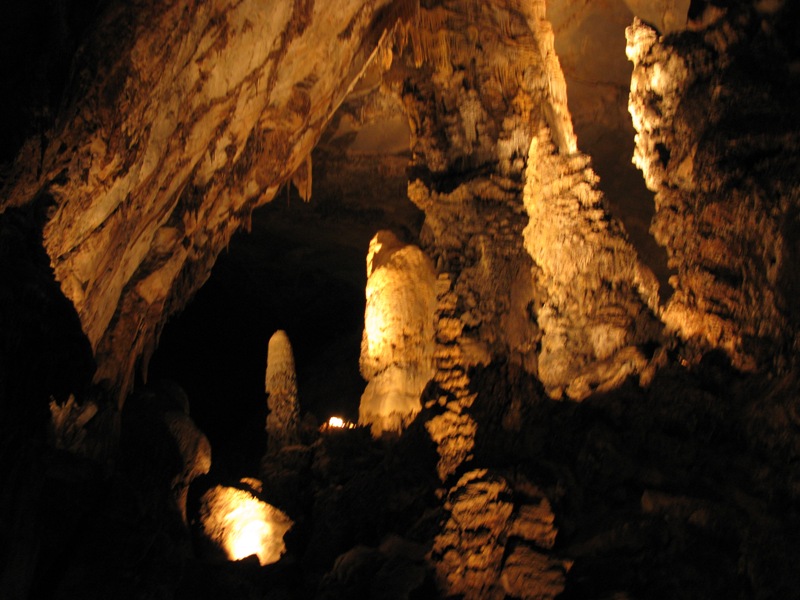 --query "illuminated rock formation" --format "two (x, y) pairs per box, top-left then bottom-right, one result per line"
(431, 469), (569, 599)
(199, 479), (293, 566)
(523, 127), (662, 400)
(0, 0), (410, 403)
(359, 230), (436, 436)
(627, 5), (800, 372)
(265, 330), (300, 453)
(3, 0), (800, 598)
